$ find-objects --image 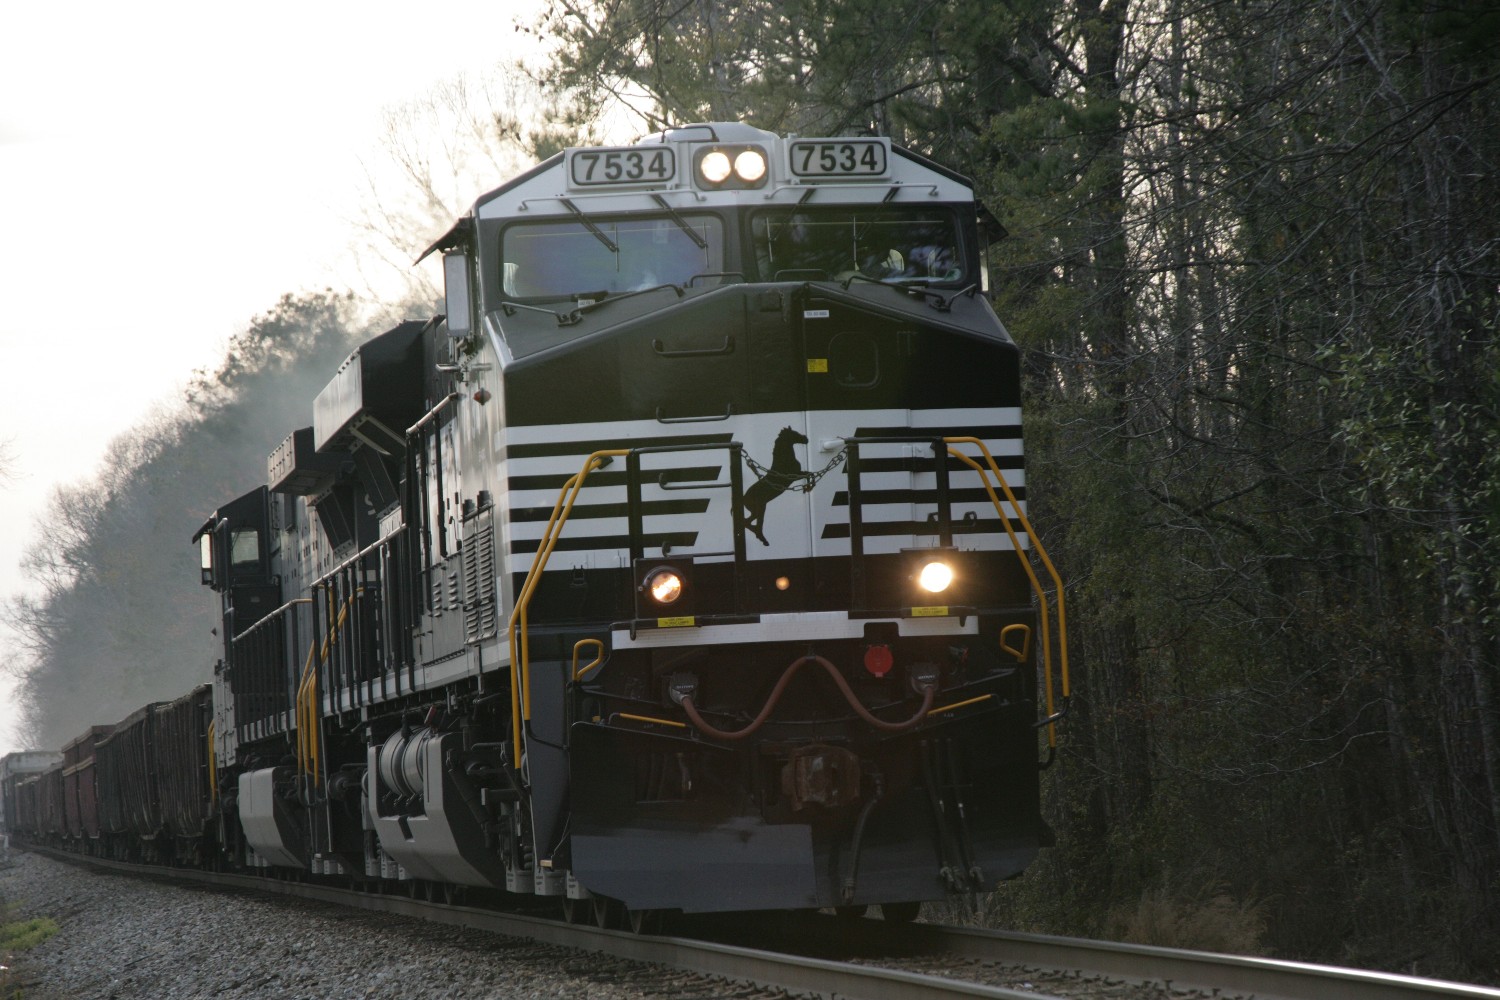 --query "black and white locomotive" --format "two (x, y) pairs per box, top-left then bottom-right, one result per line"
(7, 123), (1069, 926)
